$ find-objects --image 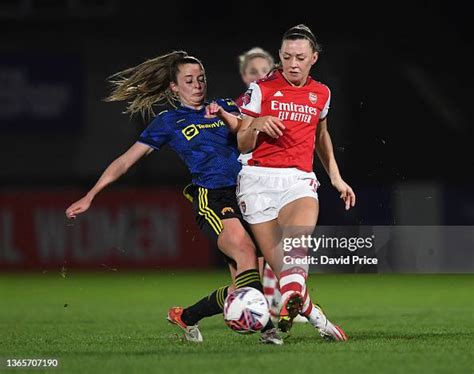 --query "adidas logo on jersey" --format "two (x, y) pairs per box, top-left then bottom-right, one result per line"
(273, 91), (284, 97)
